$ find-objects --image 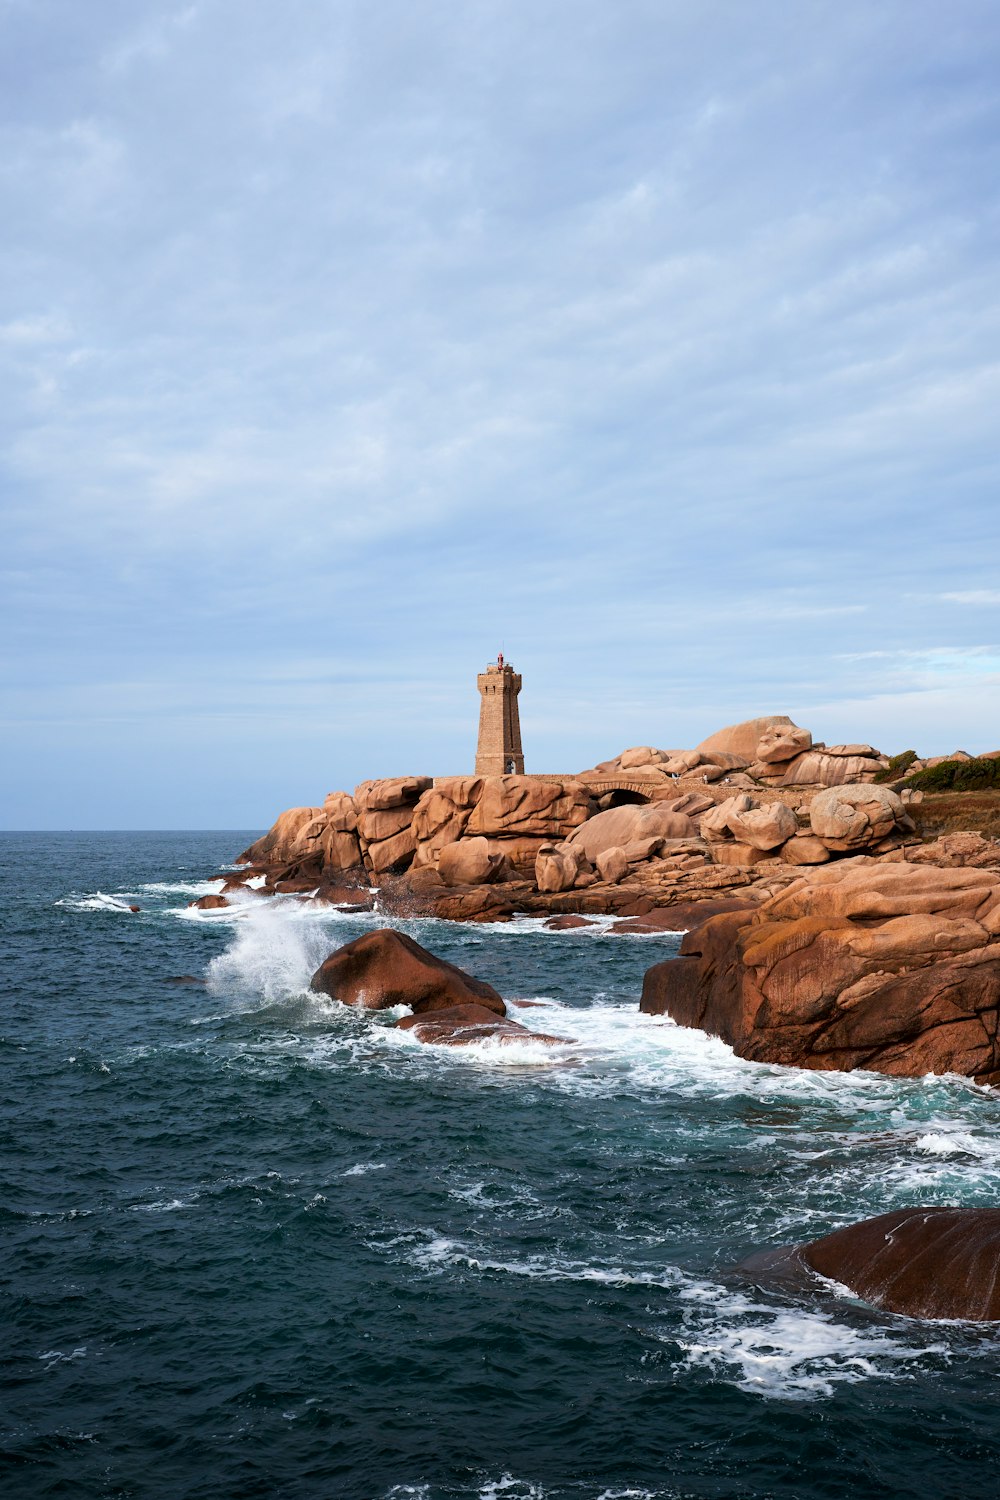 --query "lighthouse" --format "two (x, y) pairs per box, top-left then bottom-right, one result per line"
(475, 652), (524, 776)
